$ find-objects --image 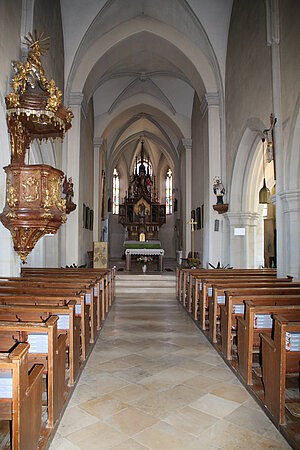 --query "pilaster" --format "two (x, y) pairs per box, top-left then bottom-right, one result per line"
(181, 138), (192, 258)
(266, 0), (285, 276)
(280, 190), (300, 280)
(93, 137), (103, 242)
(65, 92), (84, 265)
(202, 93), (223, 268)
